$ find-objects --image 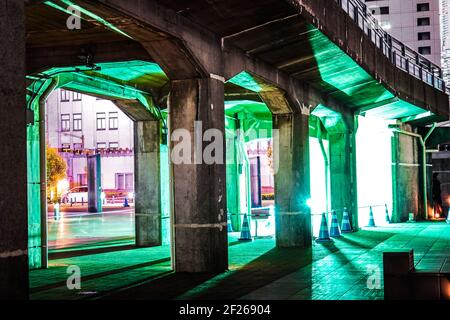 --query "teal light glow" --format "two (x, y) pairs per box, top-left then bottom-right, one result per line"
(227, 72), (262, 93)
(91, 61), (166, 82)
